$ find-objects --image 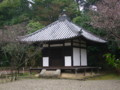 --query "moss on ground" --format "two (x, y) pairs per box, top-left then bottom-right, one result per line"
(88, 73), (120, 80)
